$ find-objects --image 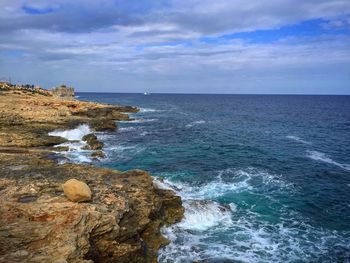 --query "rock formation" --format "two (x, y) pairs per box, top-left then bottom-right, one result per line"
(0, 85), (184, 262)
